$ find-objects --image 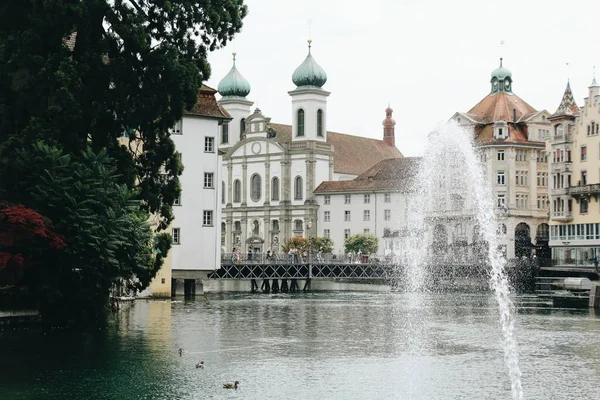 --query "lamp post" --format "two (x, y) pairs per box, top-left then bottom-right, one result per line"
(307, 220), (312, 278)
